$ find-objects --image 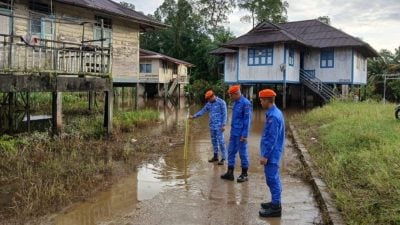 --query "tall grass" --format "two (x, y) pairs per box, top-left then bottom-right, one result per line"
(114, 109), (160, 131)
(293, 101), (400, 225)
(0, 108), (161, 222)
